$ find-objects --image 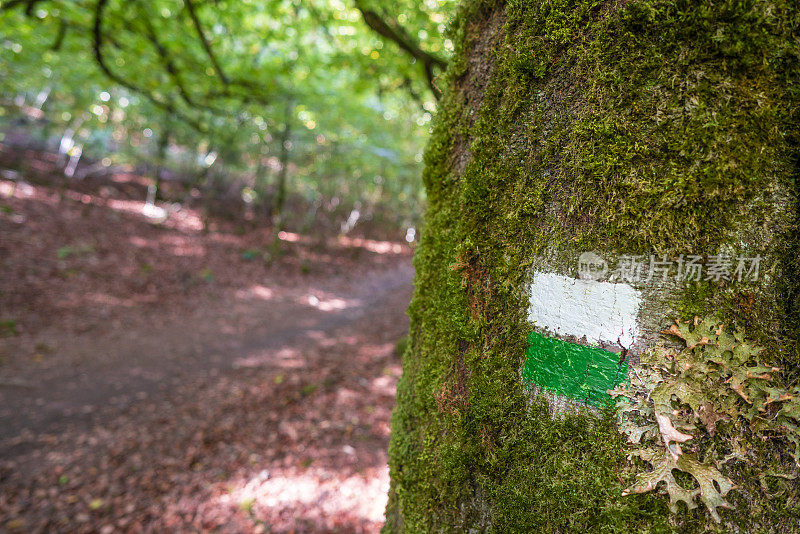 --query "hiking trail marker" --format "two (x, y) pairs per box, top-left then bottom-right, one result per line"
(524, 271), (641, 406)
